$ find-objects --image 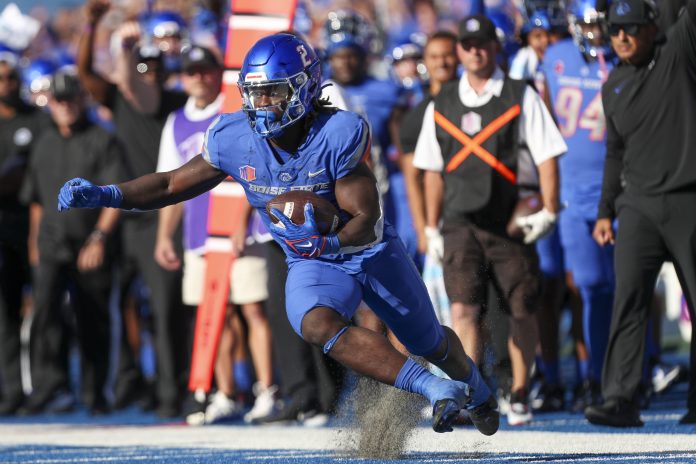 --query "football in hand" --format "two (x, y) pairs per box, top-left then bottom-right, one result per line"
(506, 192), (543, 239)
(266, 190), (341, 235)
